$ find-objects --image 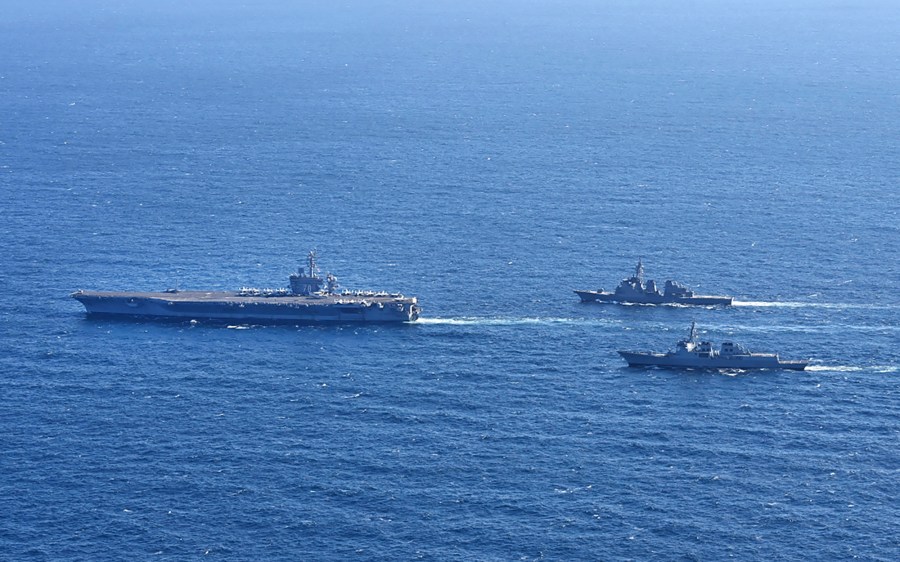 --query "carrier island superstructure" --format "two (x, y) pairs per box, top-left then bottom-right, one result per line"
(72, 251), (420, 324)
